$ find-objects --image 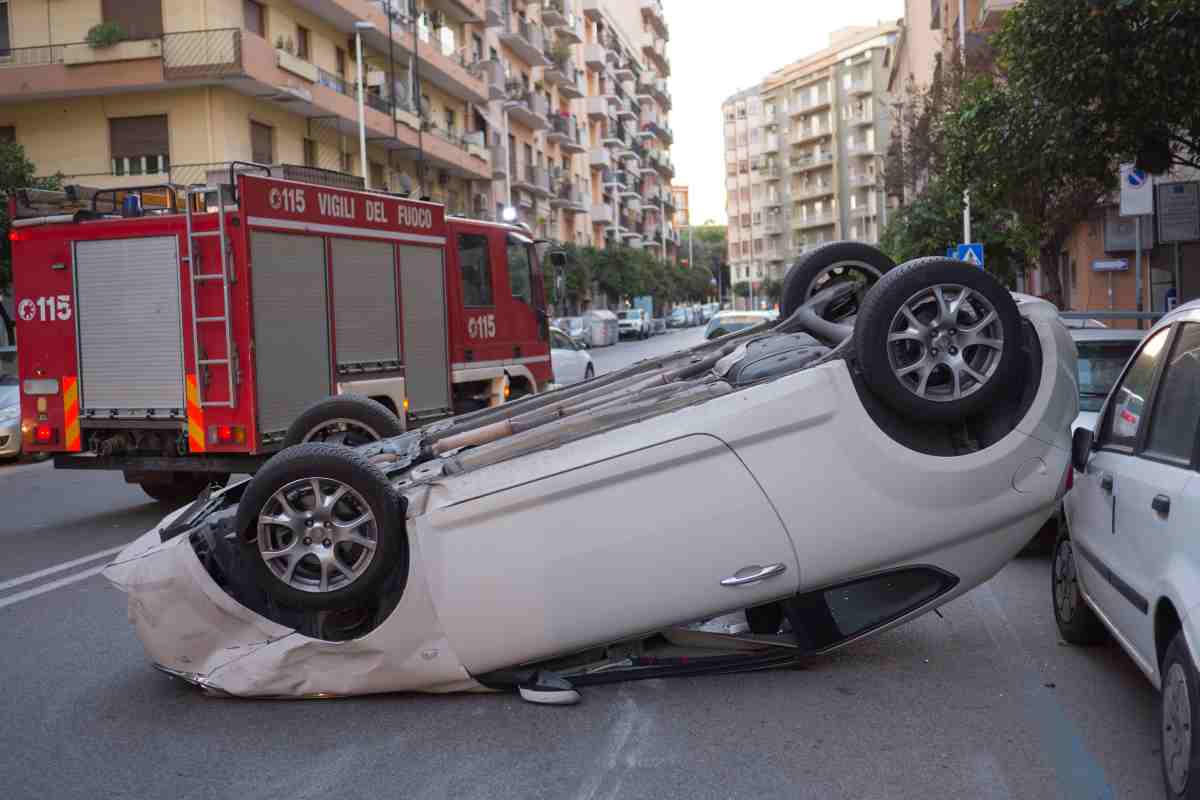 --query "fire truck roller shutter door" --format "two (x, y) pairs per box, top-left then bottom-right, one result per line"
(331, 239), (400, 368)
(398, 245), (451, 416)
(250, 231), (332, 438)
(74, 237), (185, 413)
